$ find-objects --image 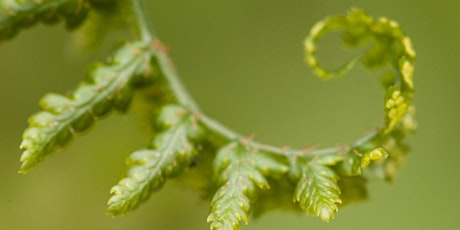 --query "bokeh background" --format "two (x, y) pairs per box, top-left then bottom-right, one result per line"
(0, 0), (458, 229)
